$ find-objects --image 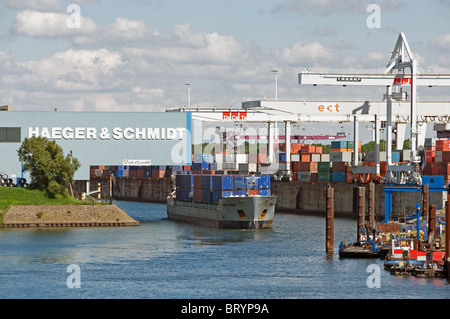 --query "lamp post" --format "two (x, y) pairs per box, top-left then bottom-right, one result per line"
(185, 82), (192, 107)
(272, 69), (279, 100)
